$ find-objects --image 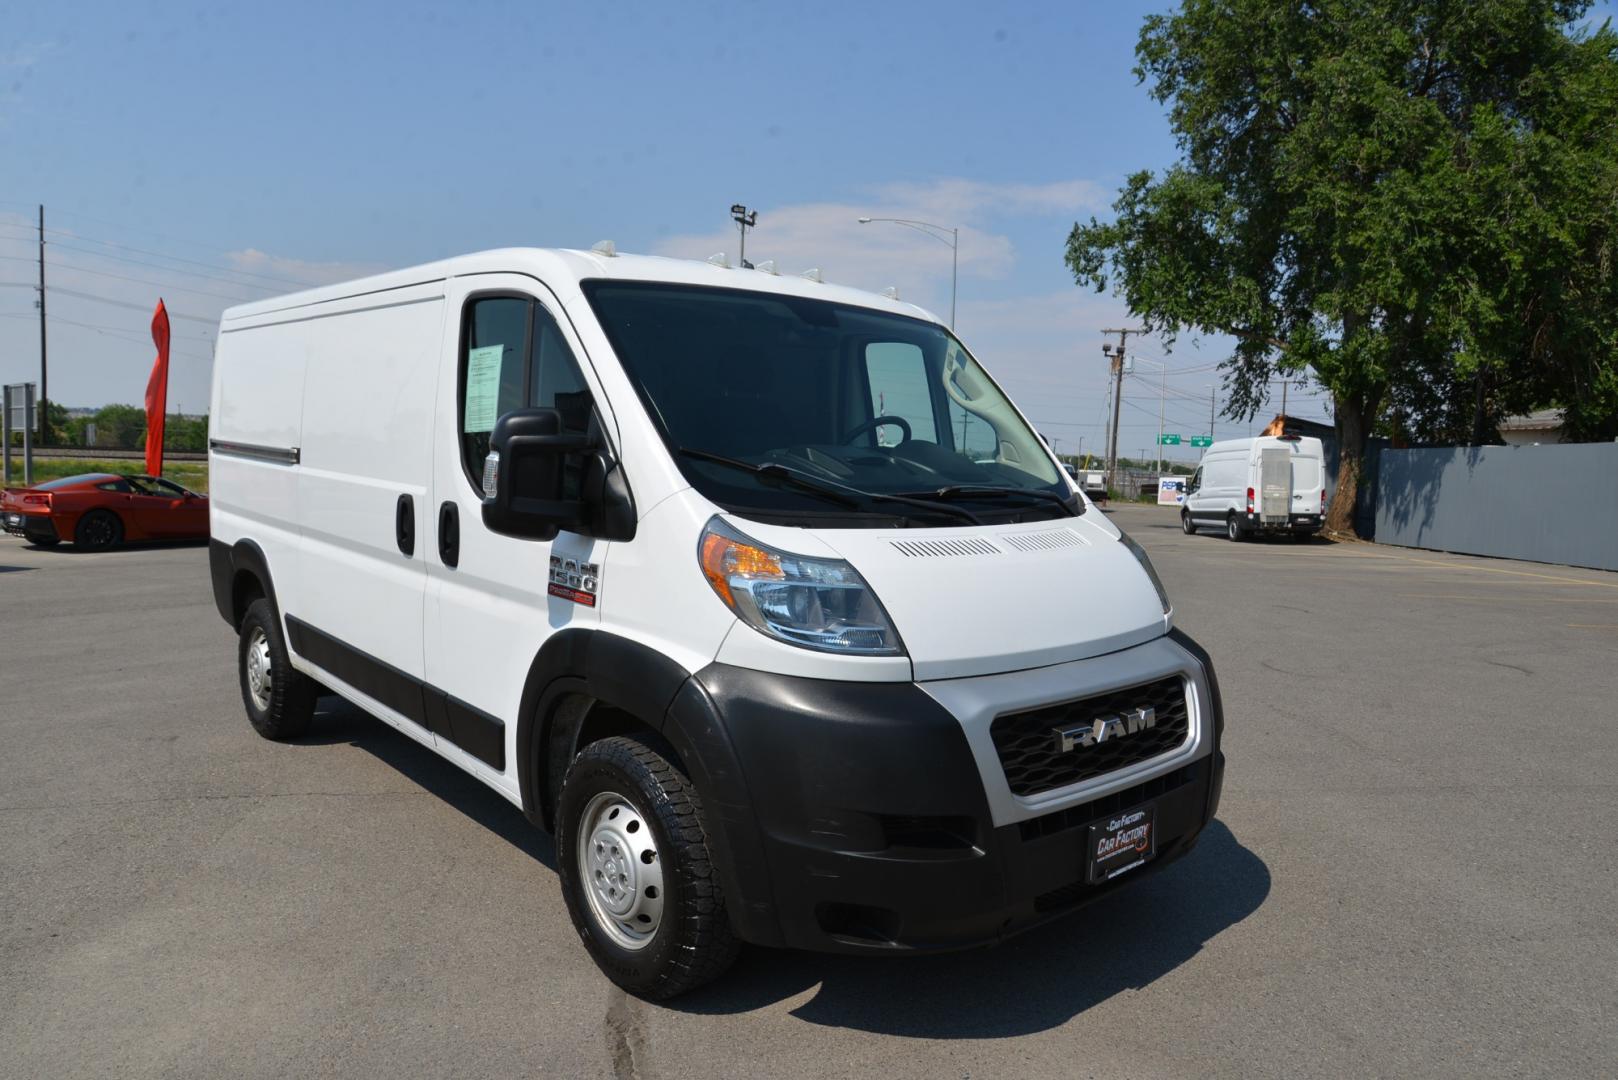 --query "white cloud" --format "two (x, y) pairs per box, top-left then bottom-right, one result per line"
(224, 249), (387, 288)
